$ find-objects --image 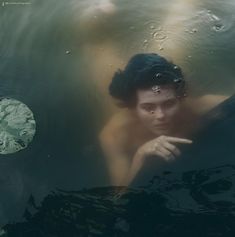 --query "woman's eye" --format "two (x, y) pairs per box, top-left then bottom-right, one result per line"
(142, 105), (154, 111)
(164, 100), (177, 108)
